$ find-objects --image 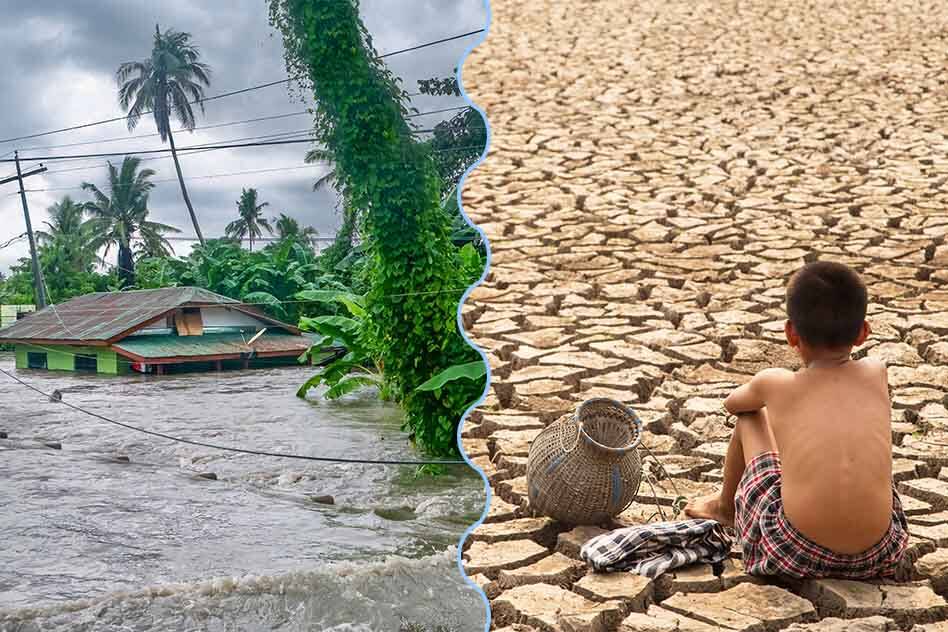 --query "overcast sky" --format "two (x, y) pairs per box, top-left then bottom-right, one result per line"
(0, 0), (487, 274)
